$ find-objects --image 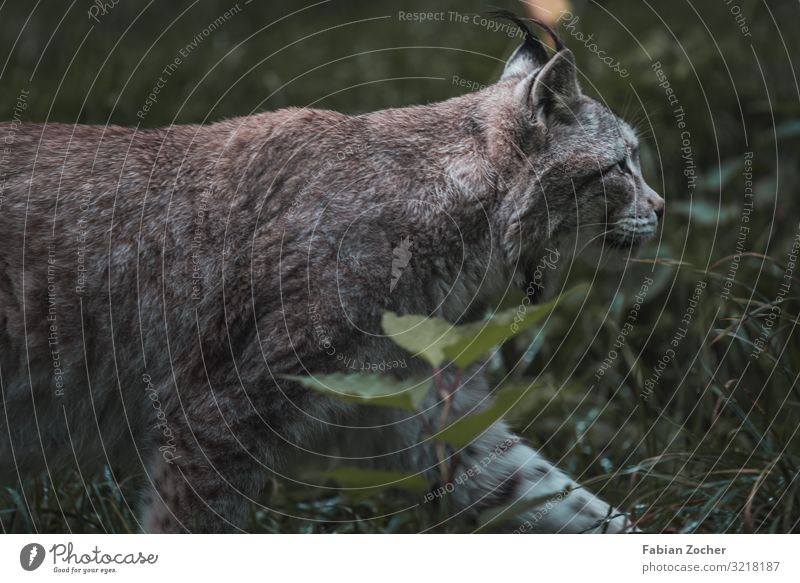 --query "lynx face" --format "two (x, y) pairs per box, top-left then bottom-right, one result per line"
(487, 14), (664, 278)
(552, 98), (663, 251)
